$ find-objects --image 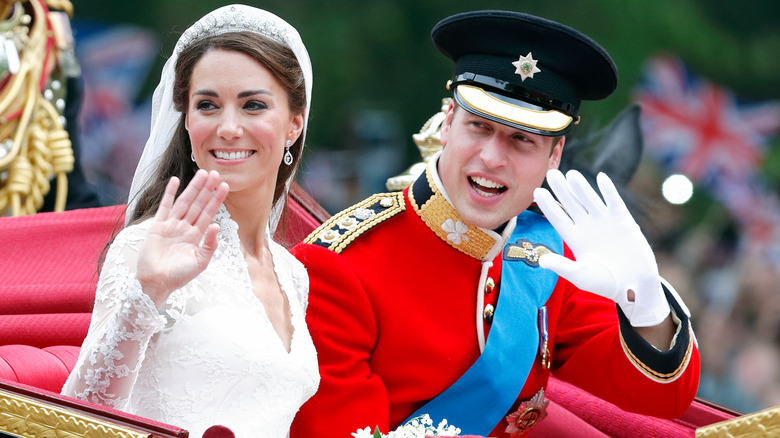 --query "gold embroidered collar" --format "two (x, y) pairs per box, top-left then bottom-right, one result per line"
(409, 161), (502, 260)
